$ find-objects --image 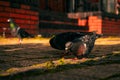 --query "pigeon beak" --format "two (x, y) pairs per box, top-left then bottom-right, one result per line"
(65, 48), (68, 50)
(7, 19), (10, 22)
